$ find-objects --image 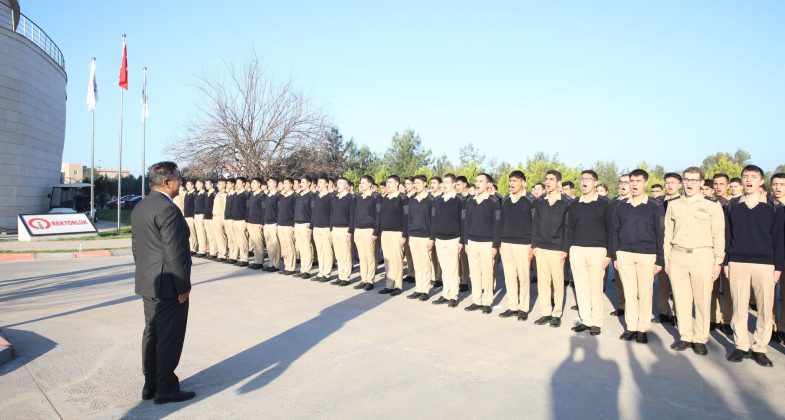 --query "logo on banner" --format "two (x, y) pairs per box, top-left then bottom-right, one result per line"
(28, 218), (52, 230)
